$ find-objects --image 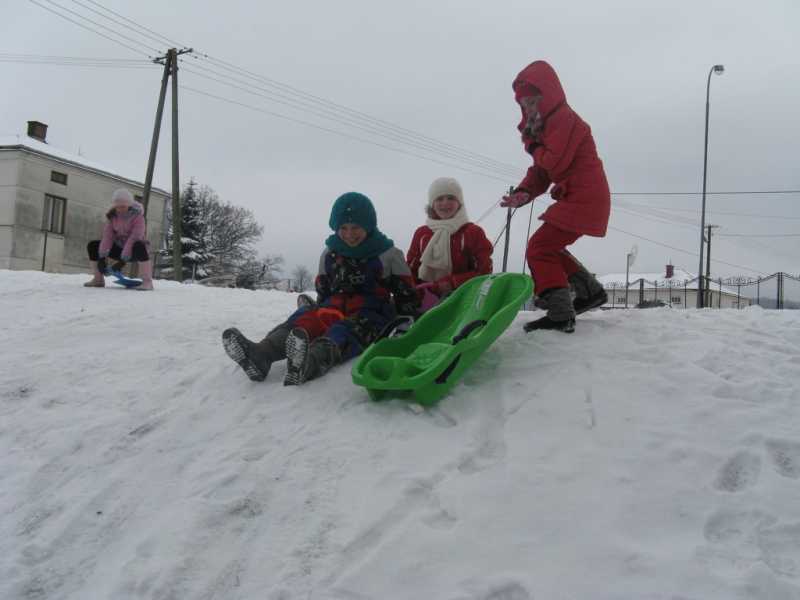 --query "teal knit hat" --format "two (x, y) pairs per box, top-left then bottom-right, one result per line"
(328, 192), (376, 233)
